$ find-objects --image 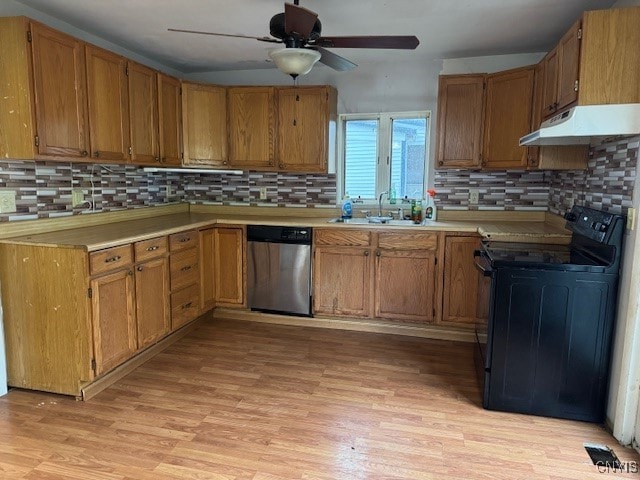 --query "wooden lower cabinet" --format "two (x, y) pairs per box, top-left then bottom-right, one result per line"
(375, 249), (436, 323)
(313, 246), (372, 317)
(313, 229), (437, 323)
(199, 227), (216, 311)
(134, 256), (170, 348)
(168, 230), (201, 328)
(90, 268), (137, 376)
(213, 225), (245, 307)
(441, 234), (490, 327)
